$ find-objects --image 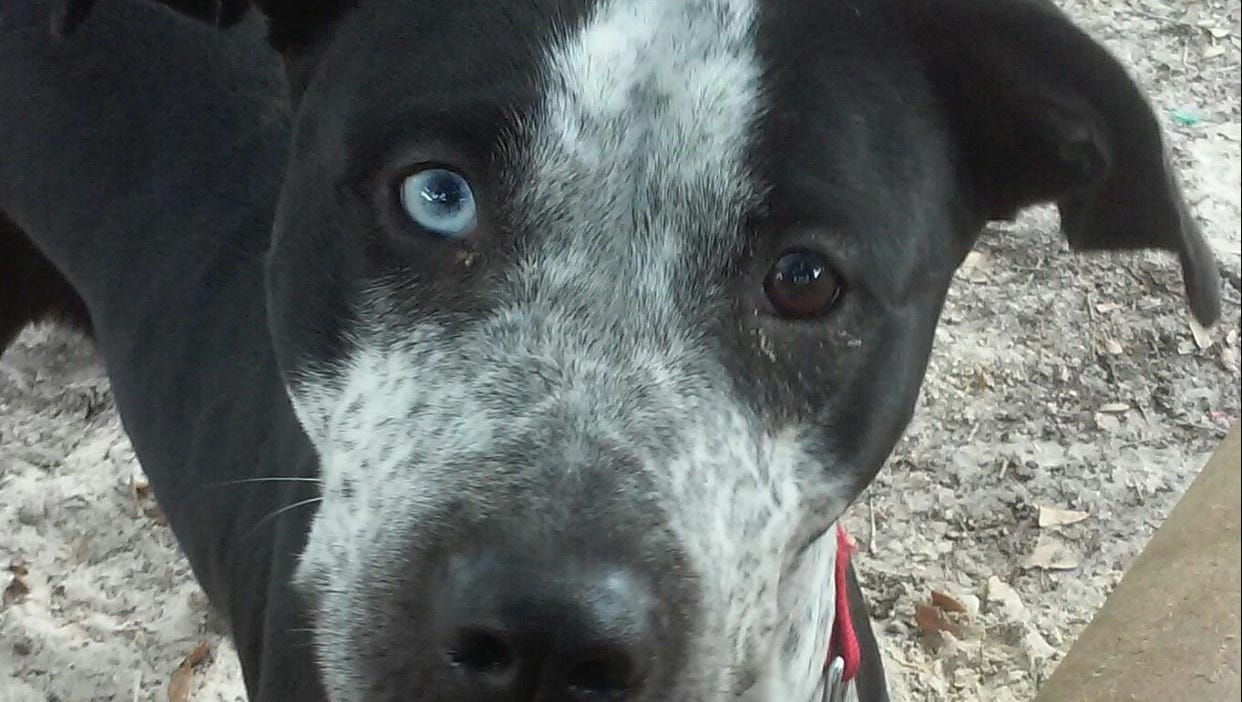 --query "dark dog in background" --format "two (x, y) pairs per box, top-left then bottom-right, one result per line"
(1, 0), (1219, 700)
